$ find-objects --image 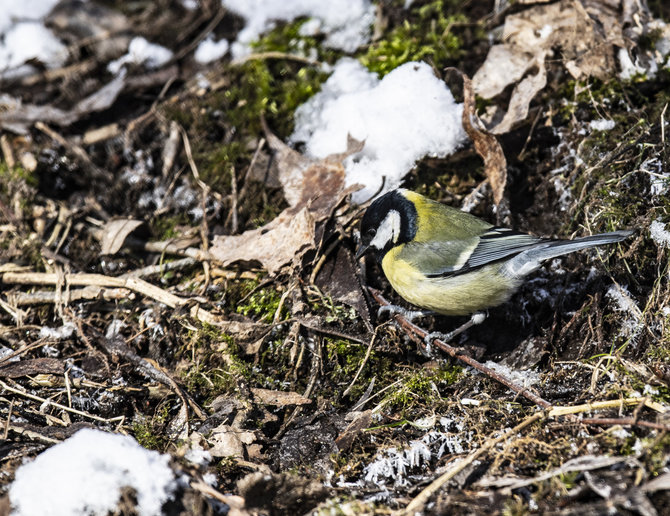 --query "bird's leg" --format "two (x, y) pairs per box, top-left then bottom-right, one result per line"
(423, 311), (487, 347)
(378, 304), (434, 322)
